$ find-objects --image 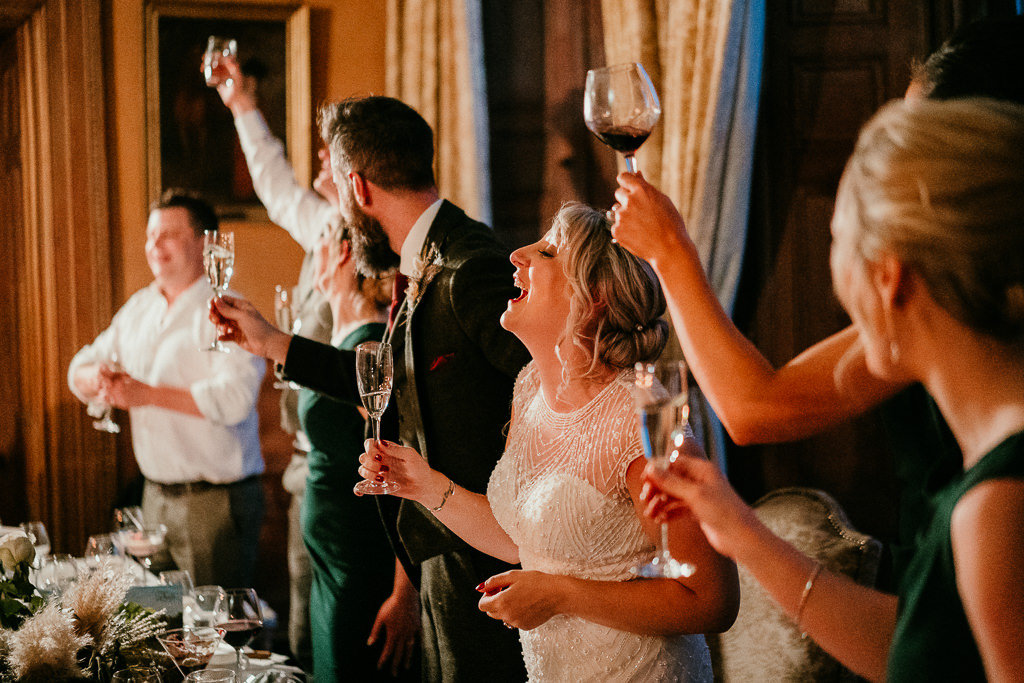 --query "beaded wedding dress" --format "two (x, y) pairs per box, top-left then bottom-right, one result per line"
(487, 363), (713, 682)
